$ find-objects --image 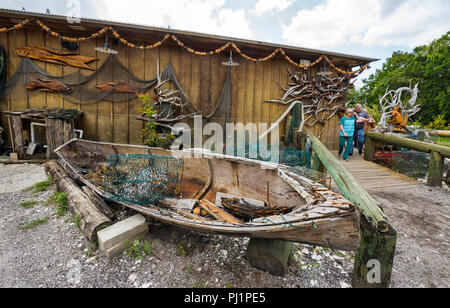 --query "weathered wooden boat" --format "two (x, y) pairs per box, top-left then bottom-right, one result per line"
(54, 139), (360, 250)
